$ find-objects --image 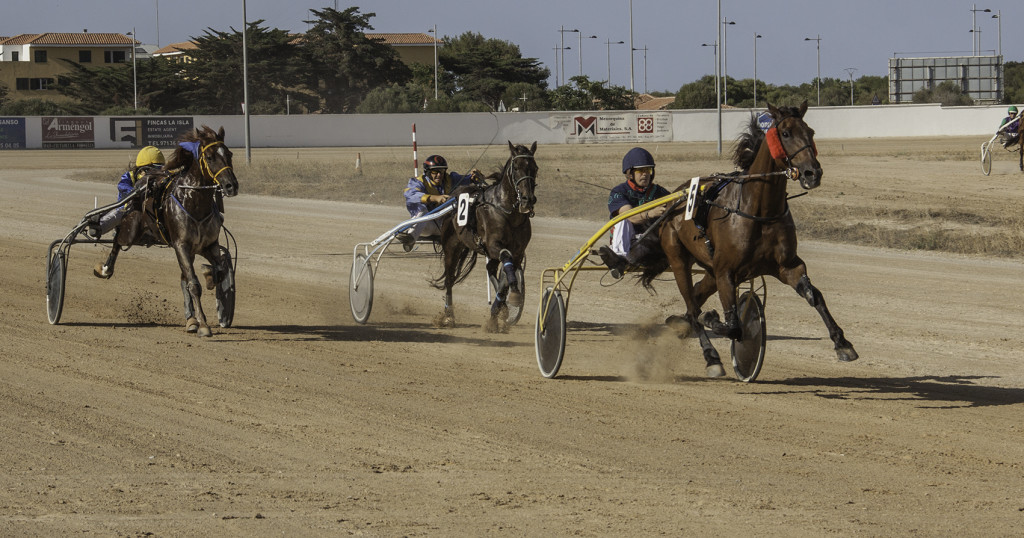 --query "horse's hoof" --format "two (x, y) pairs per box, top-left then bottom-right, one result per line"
(836, 346), (859, 362)
(185, 317), (199, 333)
(698, 310), (720, 327)
(706, 363), (727, 378)
(197, 326), (213, 337)
(665, 315), (694, 337)
(93, 264), (113, 279)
